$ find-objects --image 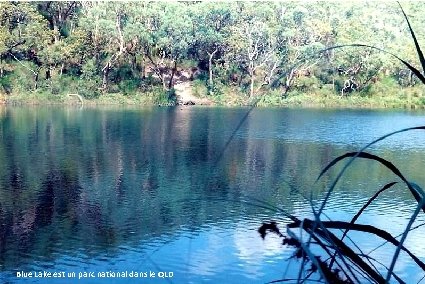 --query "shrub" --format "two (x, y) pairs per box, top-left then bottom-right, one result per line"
(118, 79), (140, 96)
(77, 80), (101, 99)
(7, 61), (38, 93)
(0, 75), (12, 94)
